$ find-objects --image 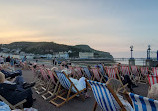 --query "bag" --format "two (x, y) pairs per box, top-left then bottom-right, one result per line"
(0, 101), (11, 111)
